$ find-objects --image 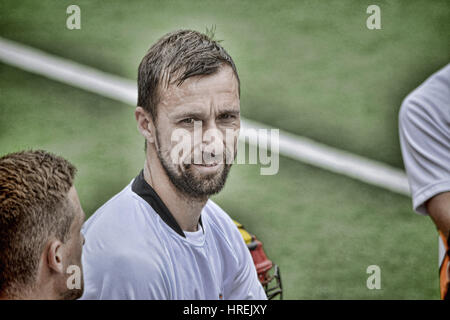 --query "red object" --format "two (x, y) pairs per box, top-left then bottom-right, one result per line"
(249, 239), (274, 285)
(247, 236), (283, 299)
